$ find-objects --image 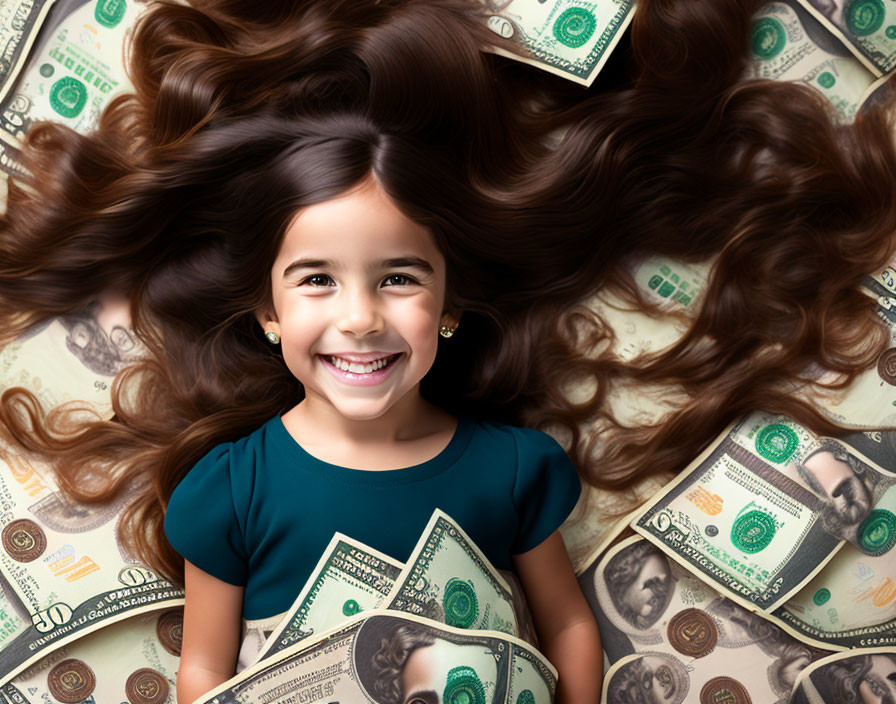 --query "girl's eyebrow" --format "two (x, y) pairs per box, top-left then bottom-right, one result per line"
(282, 256), (434, 278)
